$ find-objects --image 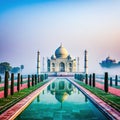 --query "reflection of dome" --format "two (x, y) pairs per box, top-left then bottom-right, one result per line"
(55, 44), (68, 58)
(55, 91), (68, 103)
